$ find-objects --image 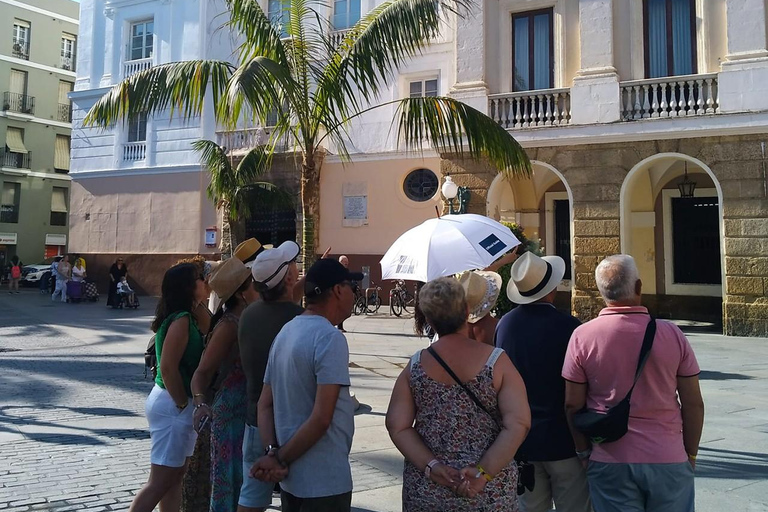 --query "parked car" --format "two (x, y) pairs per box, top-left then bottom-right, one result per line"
(22, 264), (52, 287)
